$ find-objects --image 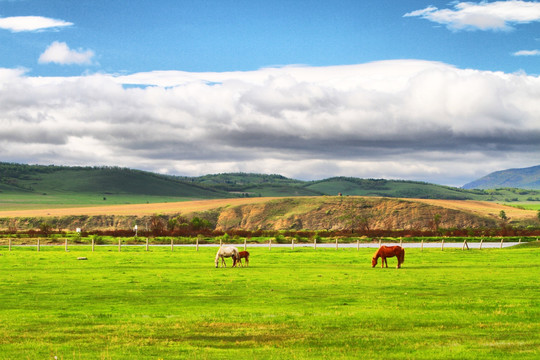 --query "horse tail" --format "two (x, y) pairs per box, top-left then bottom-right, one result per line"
(400, 248), (405, 263)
